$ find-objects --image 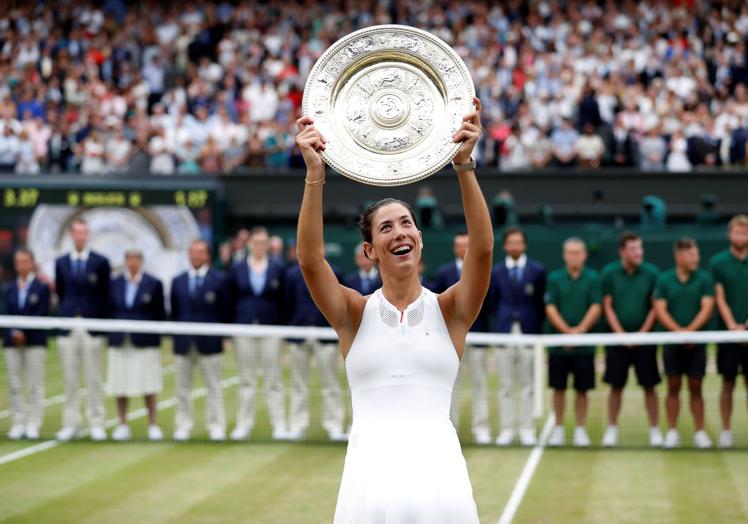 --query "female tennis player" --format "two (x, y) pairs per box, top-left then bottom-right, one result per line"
(296, 97), (492, 524)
